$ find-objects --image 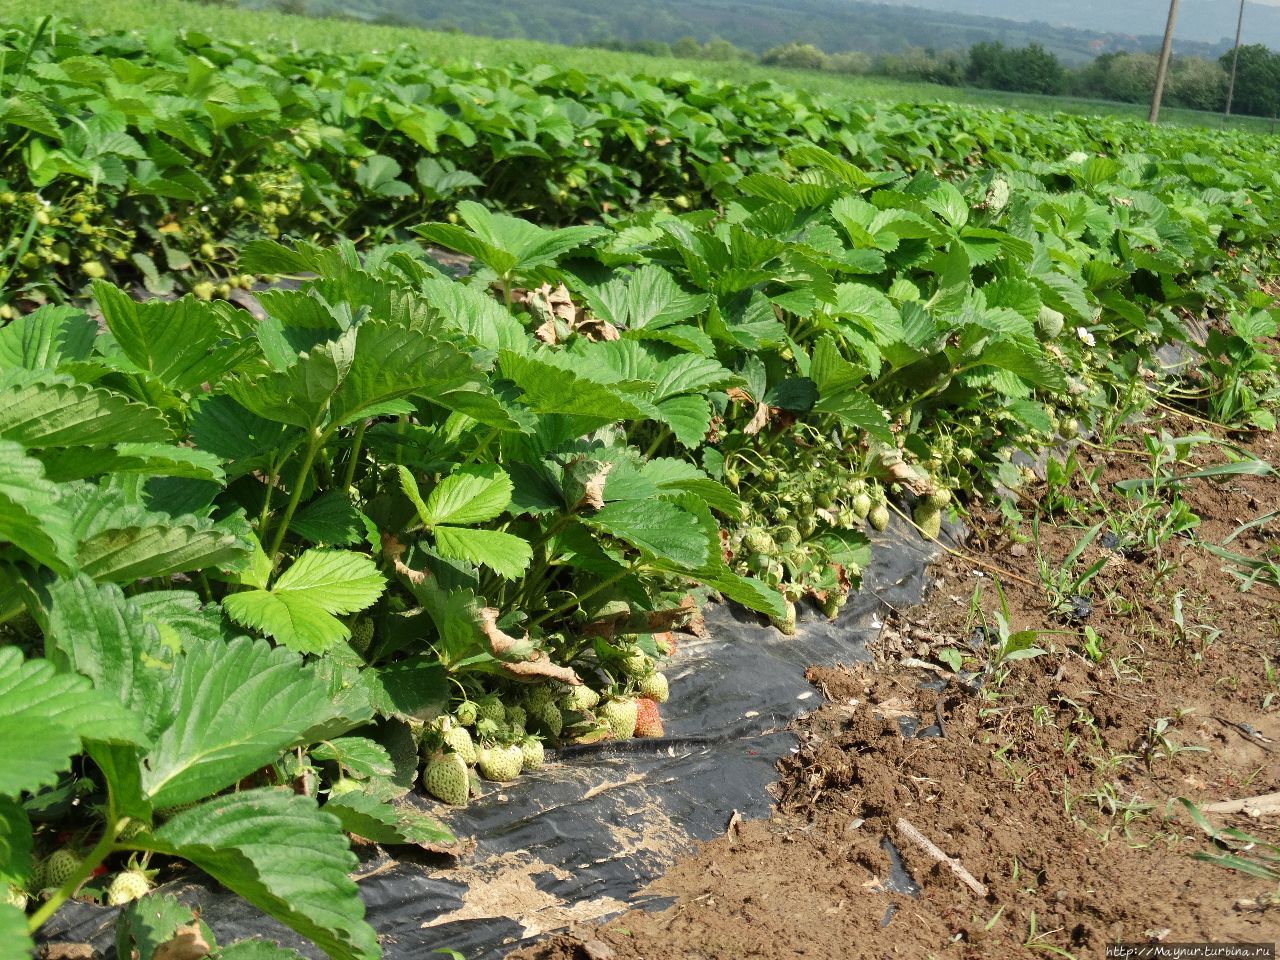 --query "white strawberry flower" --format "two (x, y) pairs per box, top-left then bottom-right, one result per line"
(1075, 327), (1096, 347)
